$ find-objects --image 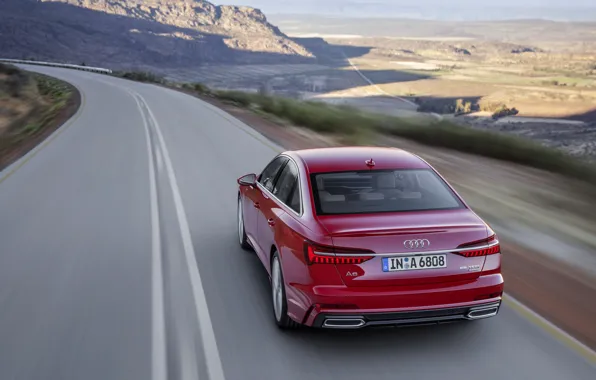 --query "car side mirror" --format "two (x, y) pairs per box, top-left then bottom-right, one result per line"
(238, 173), (257, 186)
